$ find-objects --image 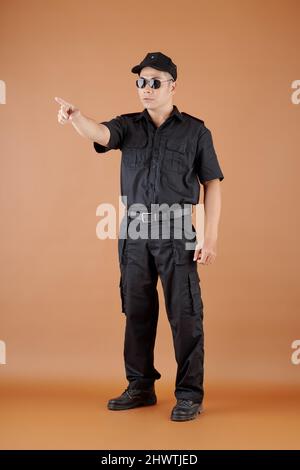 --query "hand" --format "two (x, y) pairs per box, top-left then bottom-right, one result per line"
(55, 96), (80, 125)
(193, 238), (217, 265)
